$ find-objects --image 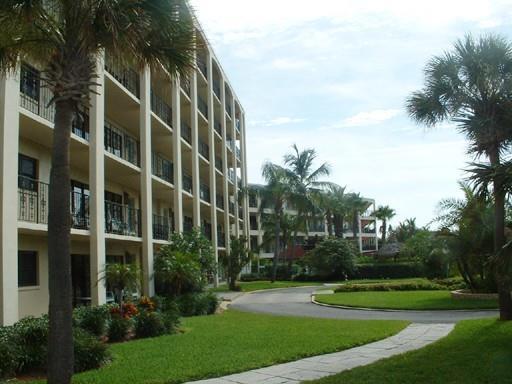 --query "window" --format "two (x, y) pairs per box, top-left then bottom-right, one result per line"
(71, 181), (90, 229)
(18, 154), (37, 191)
(20, 64), (40, 101)
(18, 251), (38, 287)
